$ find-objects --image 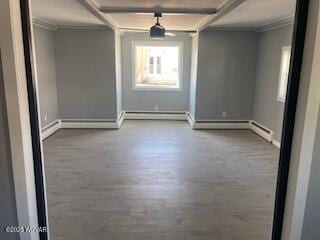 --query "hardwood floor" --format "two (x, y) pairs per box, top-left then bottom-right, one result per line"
(43, 120), (279, 240)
